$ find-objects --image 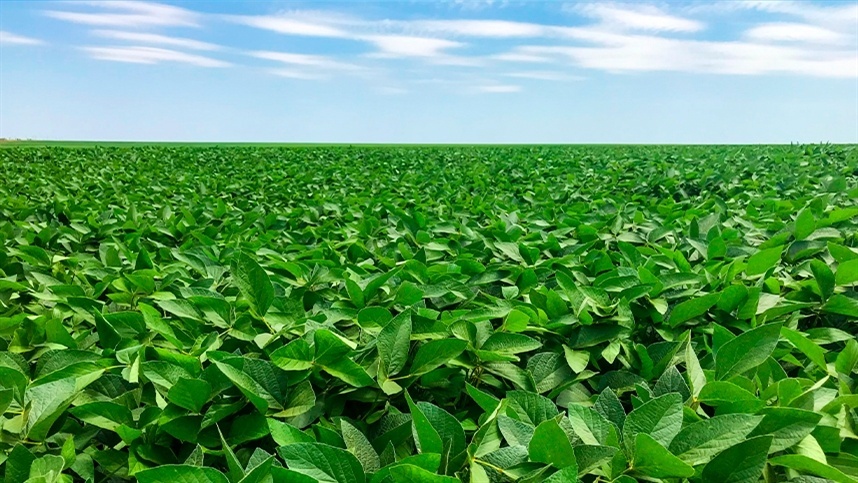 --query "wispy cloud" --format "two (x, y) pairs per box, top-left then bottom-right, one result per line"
(81, 46), (230, 67)
(500, 37), (857, 78)
(573, 3), (704, 32)
(0, 30), (45, 46)
(401, 19), (548, 38)
(251, 51), (358, 69)
(91, 30), (221, 51)
(744, 23), (849, 44)
(363, 35), (465, 58)
(226, 13), (350, 38)
(492, 1), (857, 78)
(45, 1), (200, 28)
(740, 1), (858, 28)
(269, 69), (327, 80)
(504, 71), (583, 81)
(251, 50), (363, 81)
(475, 84), (521, 93)
(32, 1), (858, 80)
